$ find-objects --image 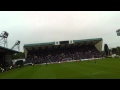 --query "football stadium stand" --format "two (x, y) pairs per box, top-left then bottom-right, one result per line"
(0, 46), (19, 72)
(24, 38), (103, 64)
(0, 31), (20, 73)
